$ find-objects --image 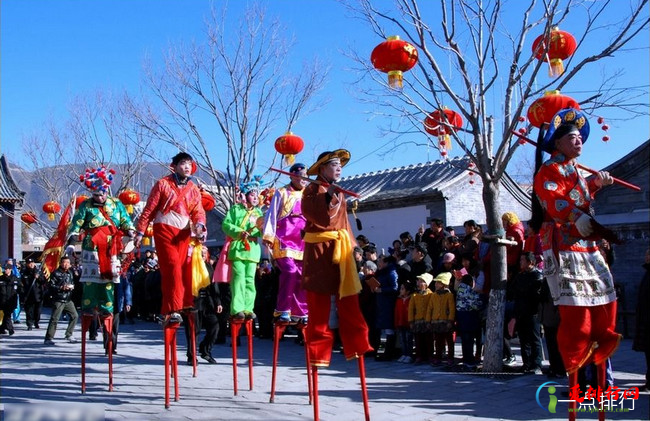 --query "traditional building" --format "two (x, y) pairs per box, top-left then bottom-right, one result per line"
(337, 156), (532, 253)
(0, 155), (26, 261)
